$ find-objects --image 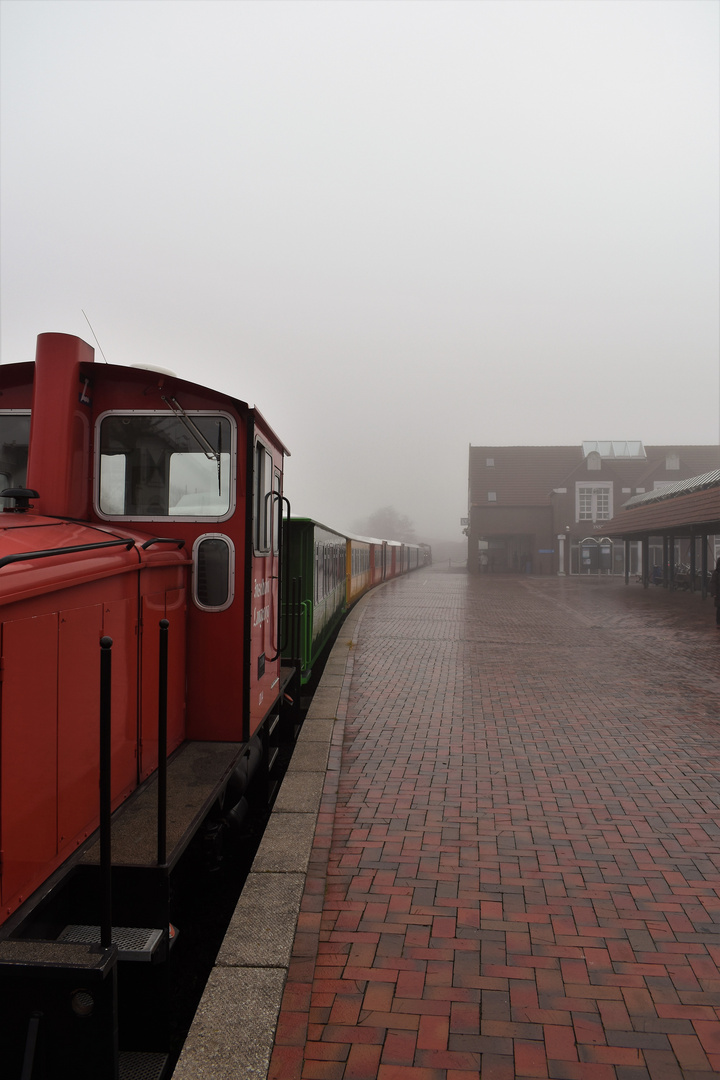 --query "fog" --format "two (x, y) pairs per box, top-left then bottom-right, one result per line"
(1, 0), (718, 543)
